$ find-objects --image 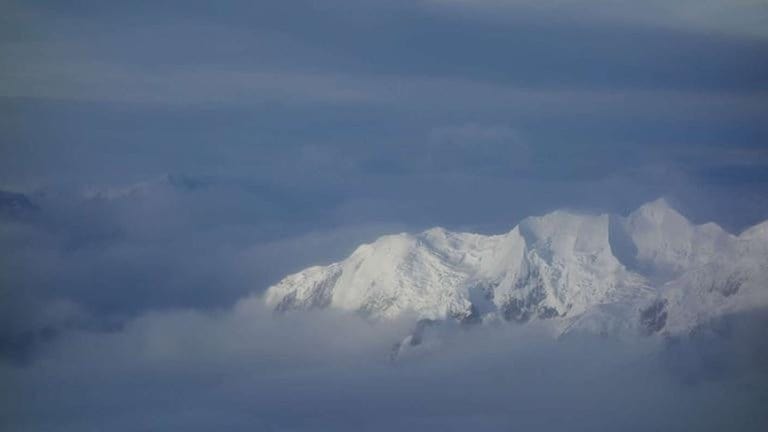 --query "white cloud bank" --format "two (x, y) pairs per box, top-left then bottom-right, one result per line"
(2, 294), (767, 431)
